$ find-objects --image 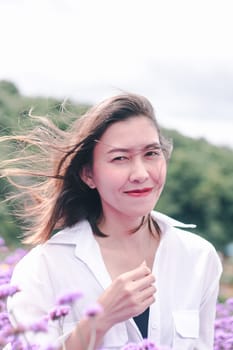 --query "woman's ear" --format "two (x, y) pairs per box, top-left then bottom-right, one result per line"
(80, 165), (96, 189)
